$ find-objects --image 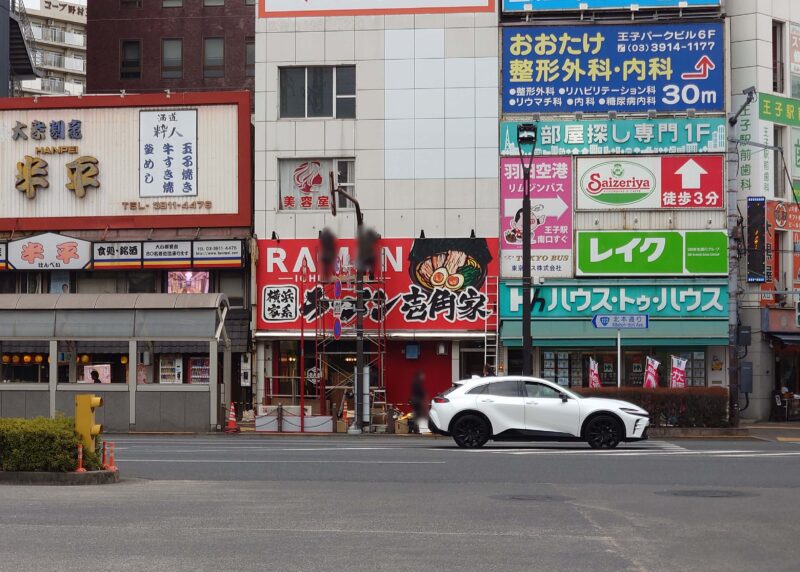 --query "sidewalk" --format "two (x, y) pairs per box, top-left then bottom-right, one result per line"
(741, 422), (800, 443)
